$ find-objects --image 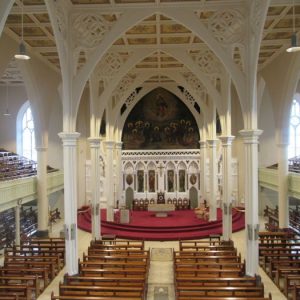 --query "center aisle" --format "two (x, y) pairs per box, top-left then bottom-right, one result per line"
(145, 241), (178, 300)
